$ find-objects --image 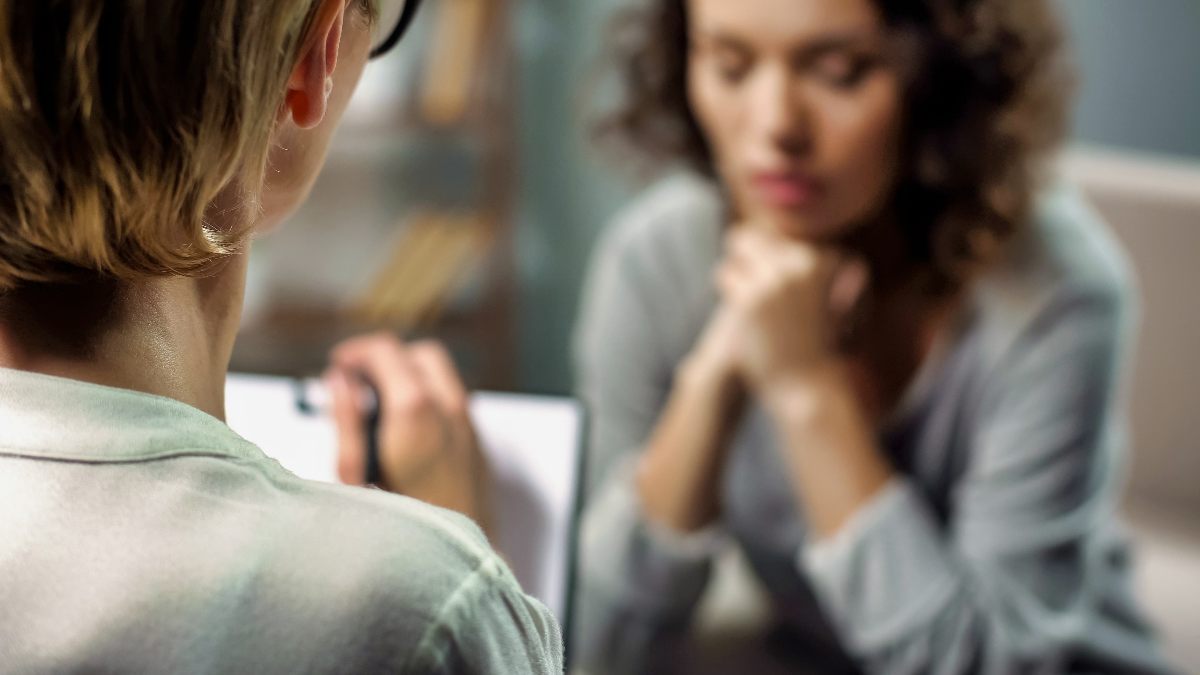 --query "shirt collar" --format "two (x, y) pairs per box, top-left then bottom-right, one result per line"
(0, 367), (265, 464)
